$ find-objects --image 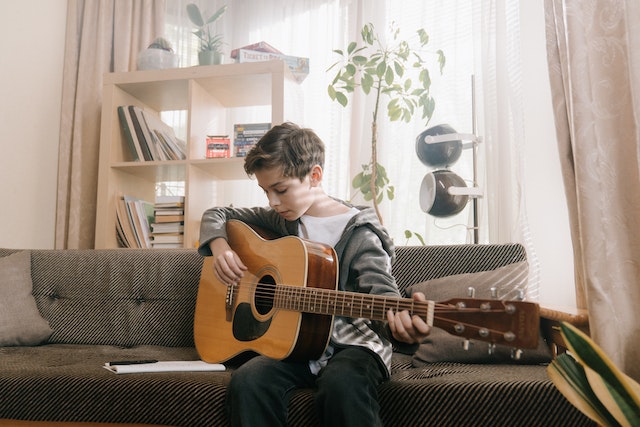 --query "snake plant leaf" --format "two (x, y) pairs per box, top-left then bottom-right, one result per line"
(547, 354), (618, 426)
(560, 323), (640, 409)
(552, 322), (640, 426)
(584, 367), (637, 427)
